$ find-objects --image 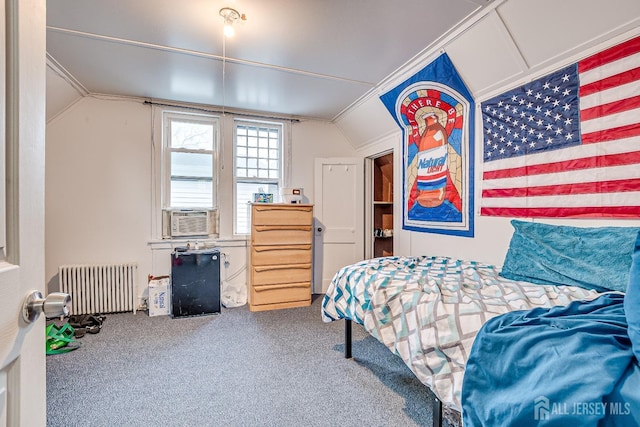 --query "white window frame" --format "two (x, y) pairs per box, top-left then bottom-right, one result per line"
(156, 110), (220, 239)
(233, 118), (287, 235)
(162, 111), (219, 210)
